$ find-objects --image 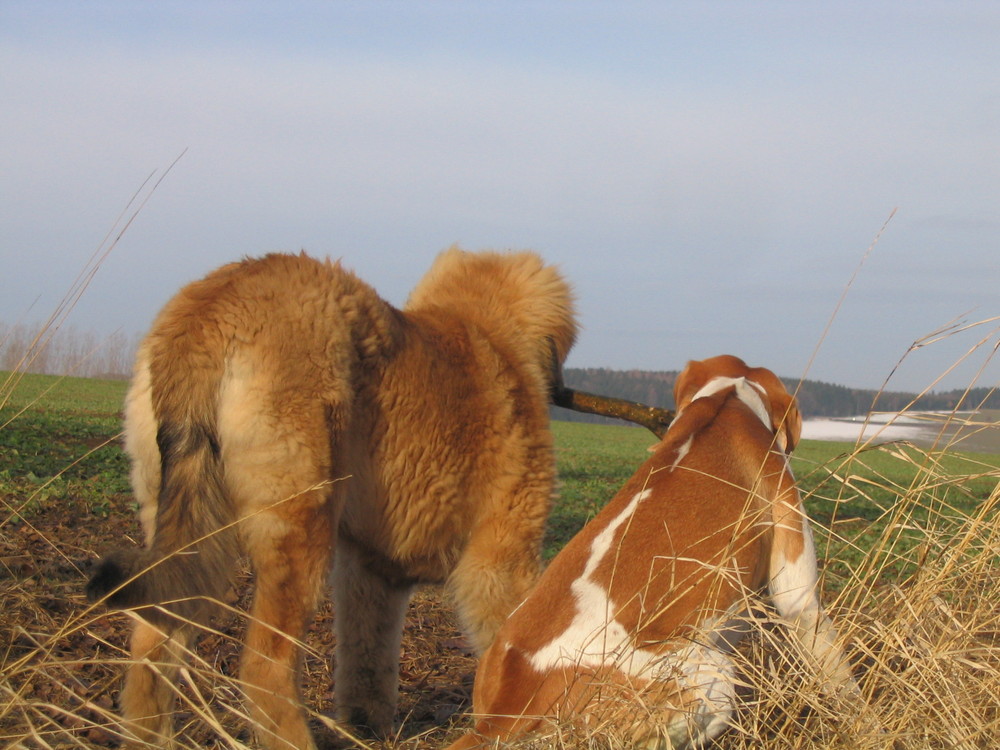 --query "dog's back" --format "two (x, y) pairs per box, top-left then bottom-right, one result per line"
(340, 247), (577, 591)
(87, 253), (397, 610)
